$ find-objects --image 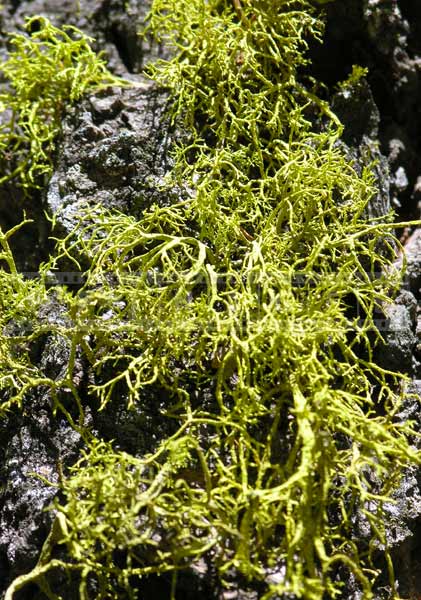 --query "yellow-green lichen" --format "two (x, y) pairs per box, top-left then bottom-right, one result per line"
(337, 64), (370, 91)
(0, 16), (125, 191)
(1, 2), (420, 599)
(0, 219), (49, 407)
